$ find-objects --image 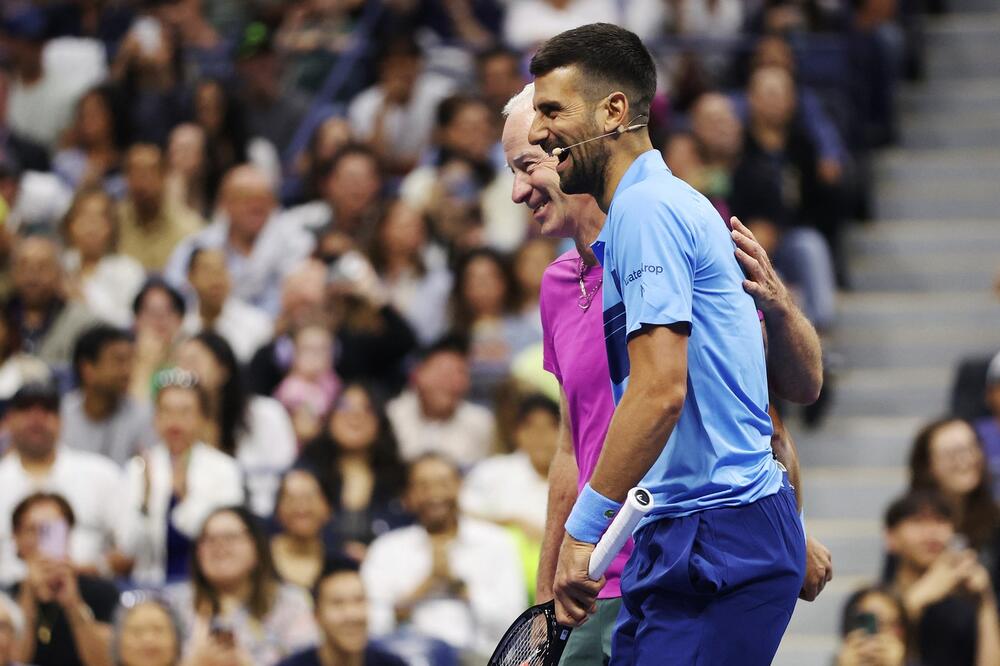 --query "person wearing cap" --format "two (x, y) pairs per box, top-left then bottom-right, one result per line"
(0, 383), (126, 586)
(882, 490), (1000, 666)
(973, 350), (1000, 498)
